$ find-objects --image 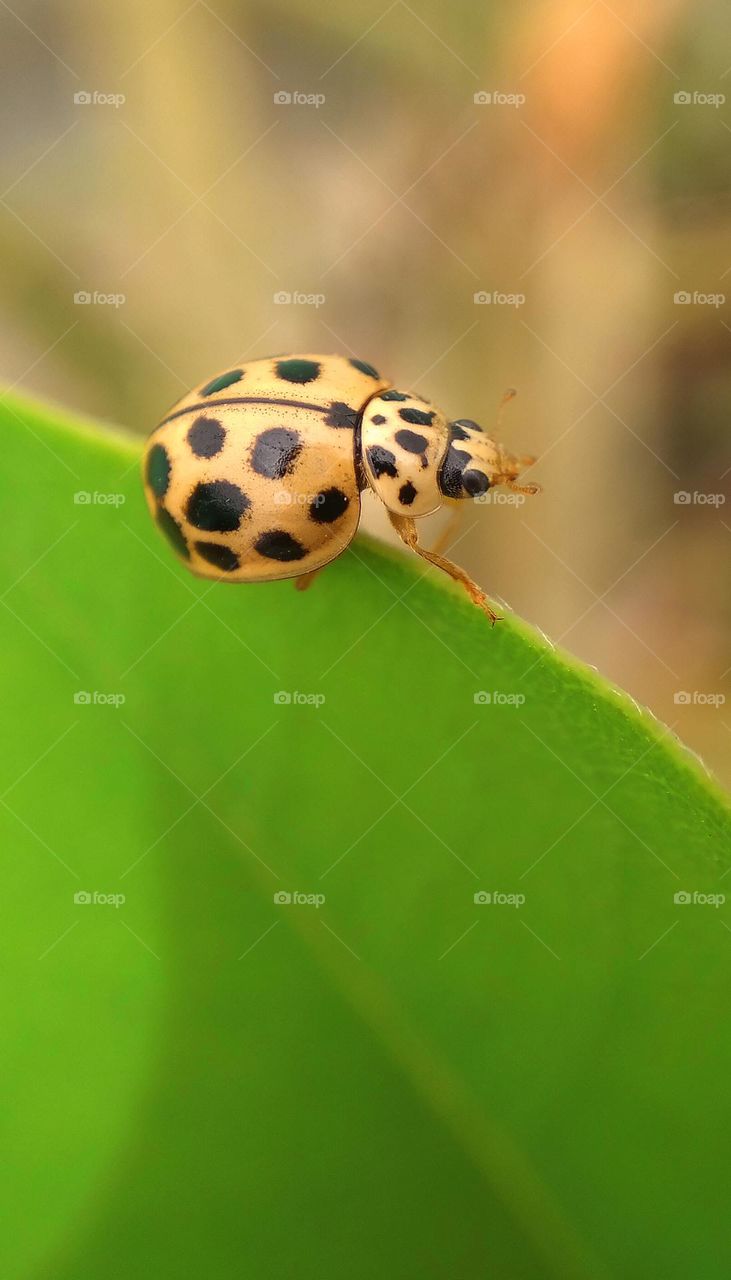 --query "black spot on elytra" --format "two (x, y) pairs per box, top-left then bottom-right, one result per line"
(146, 443), (171, 498)
(399, 407), (435, 426)
(398, 481), (417, 506)
(463, 469), (490, 497)
(395, 428), (428, 454)
(187, 416), (226, 458)
(276, 358), (321, 384)
(380, 390), (408, 401)
(325, 401), (358, 429)
(186, 480), (250, 532)
(439, 444), (471, 499)
(254, 530), (307, 561)
(200, 369), (243, 396)
(371, 414), (386, 425)
(195, 541), (240, 572)
(367, 446), (398, 479)
(250, 427), (302, 479)
(350, 358), (380, 379)
(310, 487), (349, 523)
(156, 507), (189, 559)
